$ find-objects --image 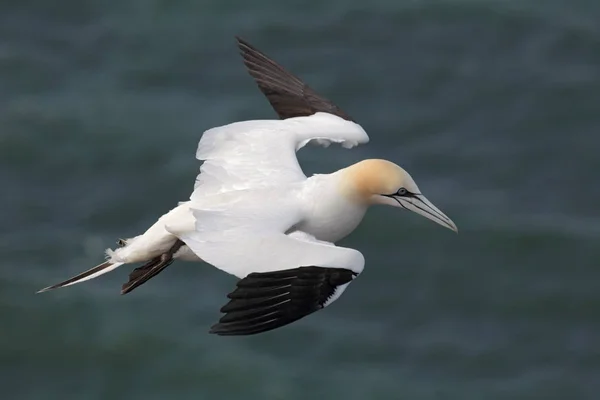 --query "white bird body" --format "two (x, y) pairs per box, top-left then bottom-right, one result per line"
(39, 37), (457, 336)
(107, 112), (371, 277)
